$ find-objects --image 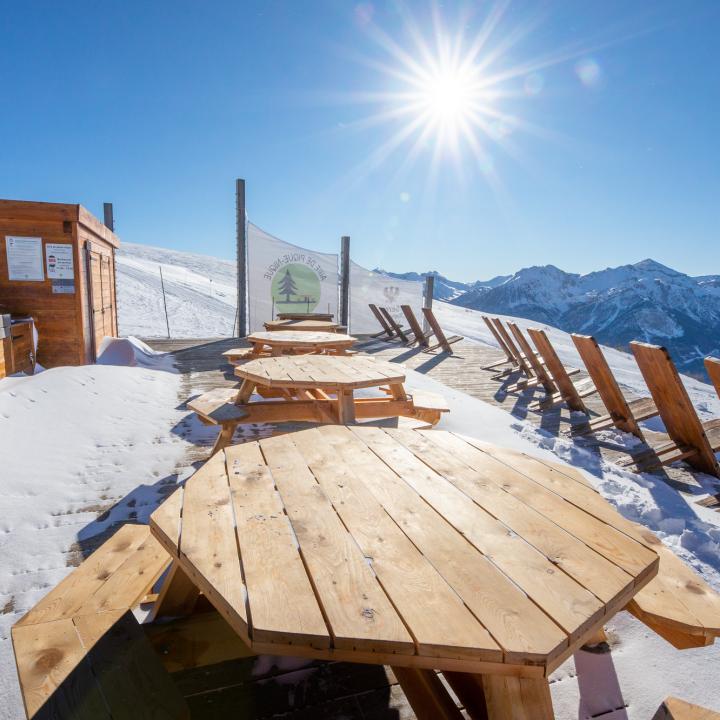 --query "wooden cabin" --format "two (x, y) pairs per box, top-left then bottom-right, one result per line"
(0, 200), (120, 372)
